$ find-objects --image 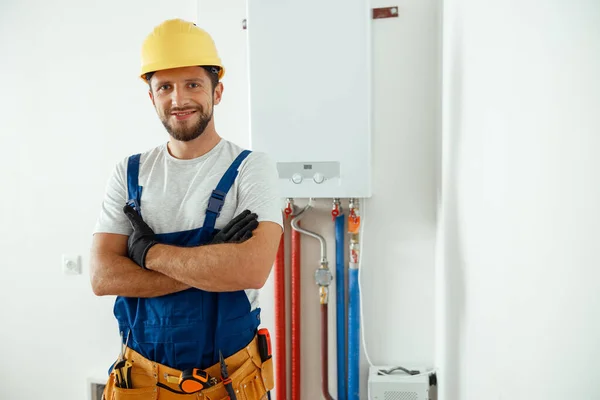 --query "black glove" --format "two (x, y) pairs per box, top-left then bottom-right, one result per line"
(211, 209), (259, 244)
(123, 204), (158, 269)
